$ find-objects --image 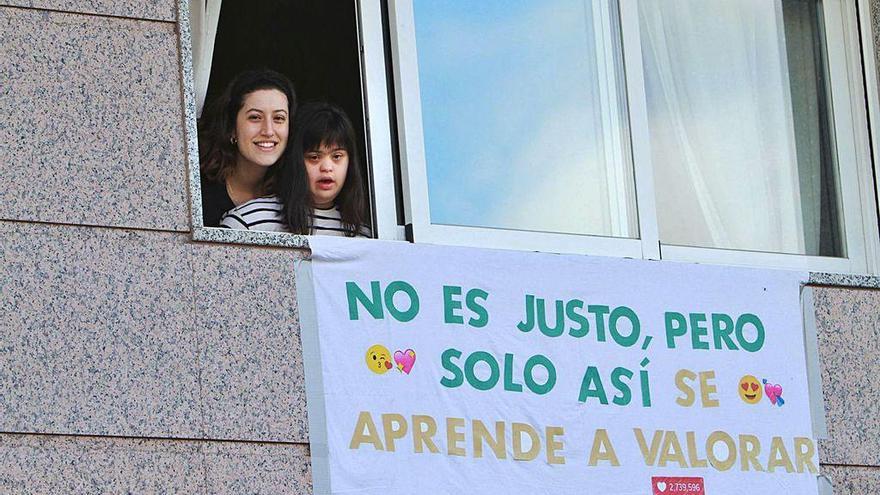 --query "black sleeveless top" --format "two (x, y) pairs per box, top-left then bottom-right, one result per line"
(200, 177), (235, 228)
